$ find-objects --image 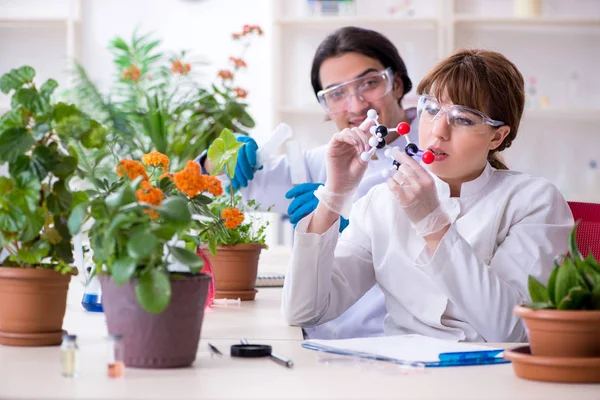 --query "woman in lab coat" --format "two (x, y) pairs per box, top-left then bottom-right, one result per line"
(281, 49), (574, 342)
(199, 26), (419, 340)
